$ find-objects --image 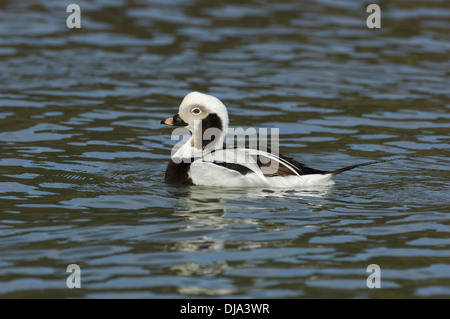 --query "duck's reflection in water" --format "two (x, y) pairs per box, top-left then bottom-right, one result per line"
(171, 185), (332, 227)
(165, 186), (332, 284)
